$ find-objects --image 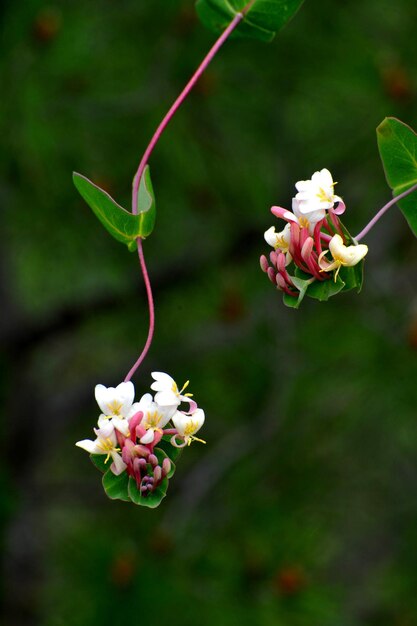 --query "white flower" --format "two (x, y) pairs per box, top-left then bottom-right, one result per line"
(135, 393), (177, 444)
(95, 381), (135, 436)
(264, 224), (292, 264)
(76, 423), (127, 475)
(319, 234), (368, 280)
(292, 197), (325, 230)
(171, 408), (206, 448)
(295, 168), (343, 215)
(150, 372), (192, 408)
